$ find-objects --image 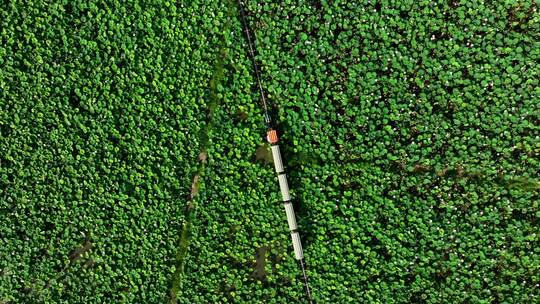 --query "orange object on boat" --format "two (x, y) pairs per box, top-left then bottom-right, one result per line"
(267, 129), (278, 144)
